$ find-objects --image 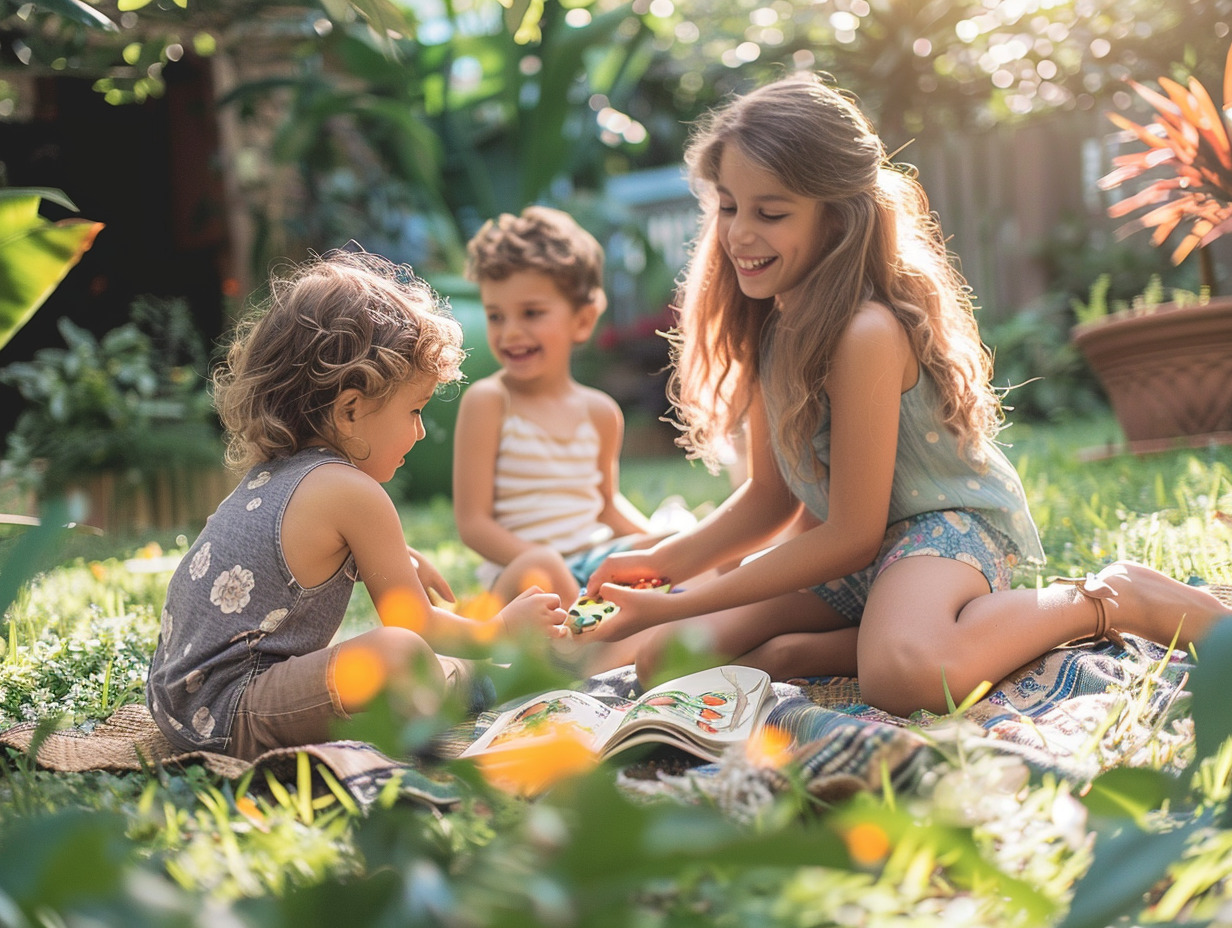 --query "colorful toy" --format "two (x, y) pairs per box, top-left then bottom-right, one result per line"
(564, 578), (671, 635)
